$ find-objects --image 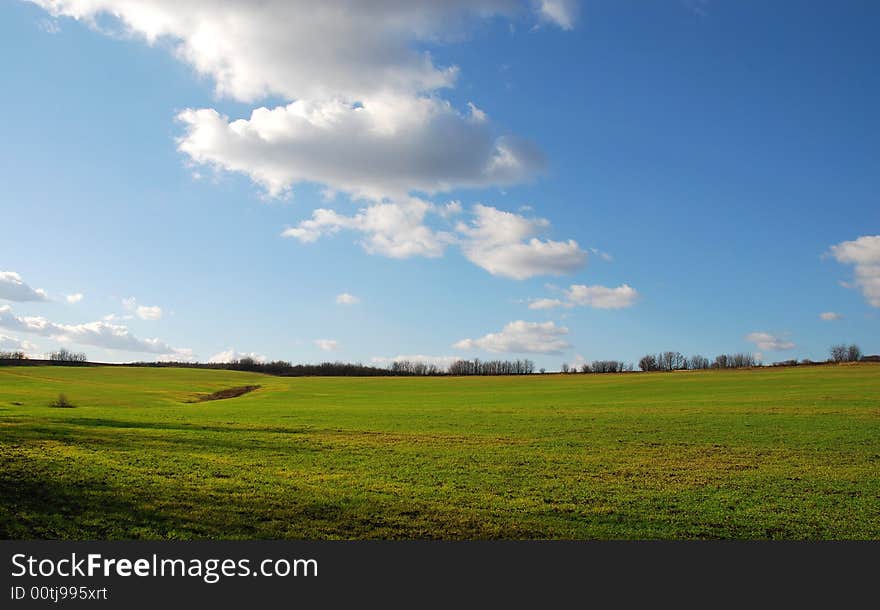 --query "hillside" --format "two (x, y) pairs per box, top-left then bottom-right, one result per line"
(1, 364), (878, 539)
